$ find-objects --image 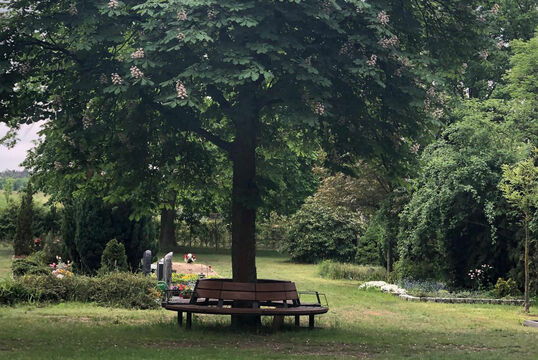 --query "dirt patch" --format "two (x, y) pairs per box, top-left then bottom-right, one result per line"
(172, 262), (220, 277)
